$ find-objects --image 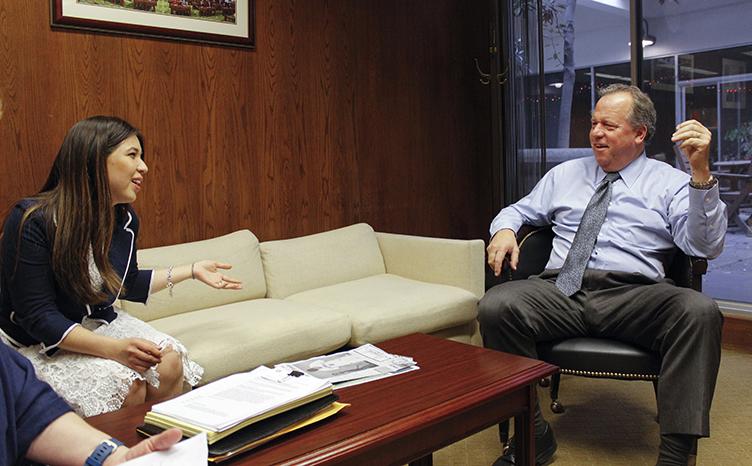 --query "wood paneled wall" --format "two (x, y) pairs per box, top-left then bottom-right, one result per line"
(0, 1), (492, 248)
